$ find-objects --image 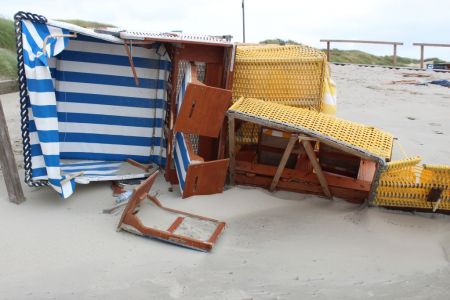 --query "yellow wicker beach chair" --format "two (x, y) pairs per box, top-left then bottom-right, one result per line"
(232, 45), (330, 145)
(373, 157), (450, 212)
